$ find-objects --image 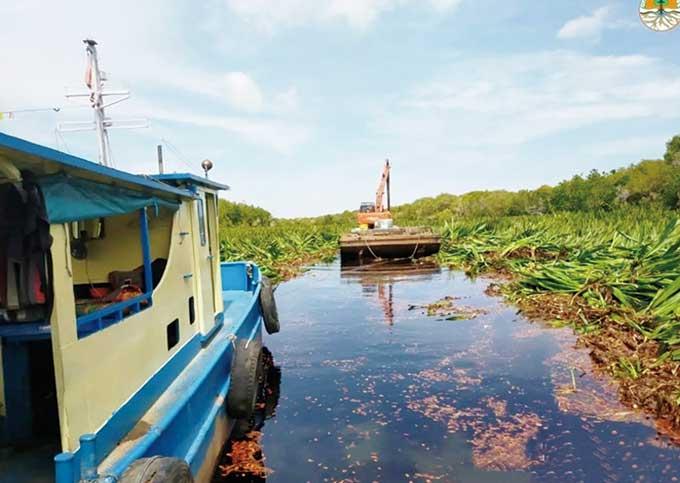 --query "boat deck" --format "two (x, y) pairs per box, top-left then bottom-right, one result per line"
(222, 291), (254, 329)
(0, 442), (59, 483)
